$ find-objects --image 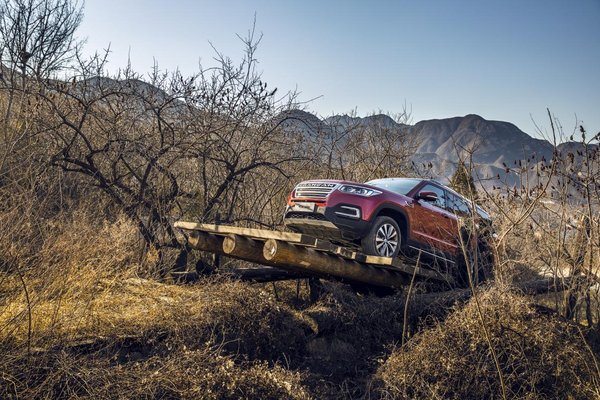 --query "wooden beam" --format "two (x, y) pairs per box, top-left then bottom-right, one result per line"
(315, 240), (453, 284)
(362, 254), (454, 283)
(314, 240), (361, 259)
(174, 221), (317, 246)
(262, 239), (410, 289)
(180, 223), (453, 287)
